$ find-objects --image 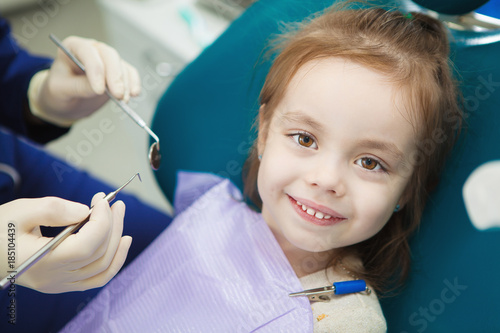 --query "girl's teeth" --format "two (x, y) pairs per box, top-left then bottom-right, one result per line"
(296, 199), (332, 220)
